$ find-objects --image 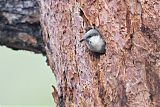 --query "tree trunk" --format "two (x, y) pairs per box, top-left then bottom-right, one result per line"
(0, 0), (45, 54)
(40, 0), (160, 107)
